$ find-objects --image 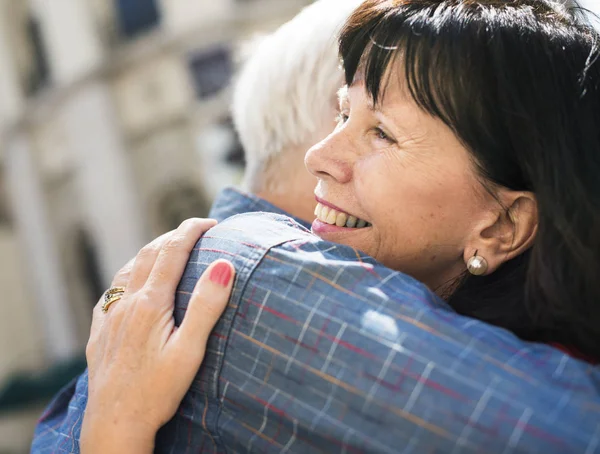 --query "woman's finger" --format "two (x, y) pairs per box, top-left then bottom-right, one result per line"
(126, 230), (175, 293)
(111, 257), (135, 287)
(88, 256), (137, 358)
(145, 218), (217, 296)
(91, 257), (134, 319)
(92, 257), (134, 317)
(170, 260), (235, 361)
